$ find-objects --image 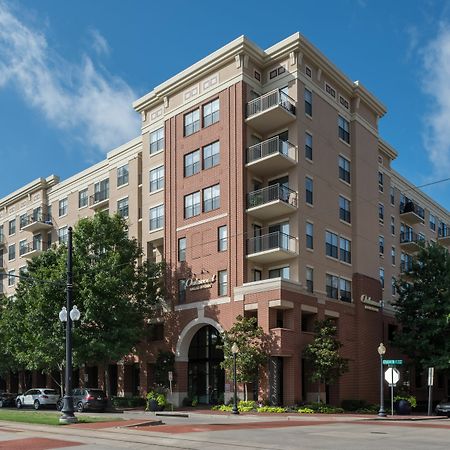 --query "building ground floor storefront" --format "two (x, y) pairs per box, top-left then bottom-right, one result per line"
(1, 274), (448, 406)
